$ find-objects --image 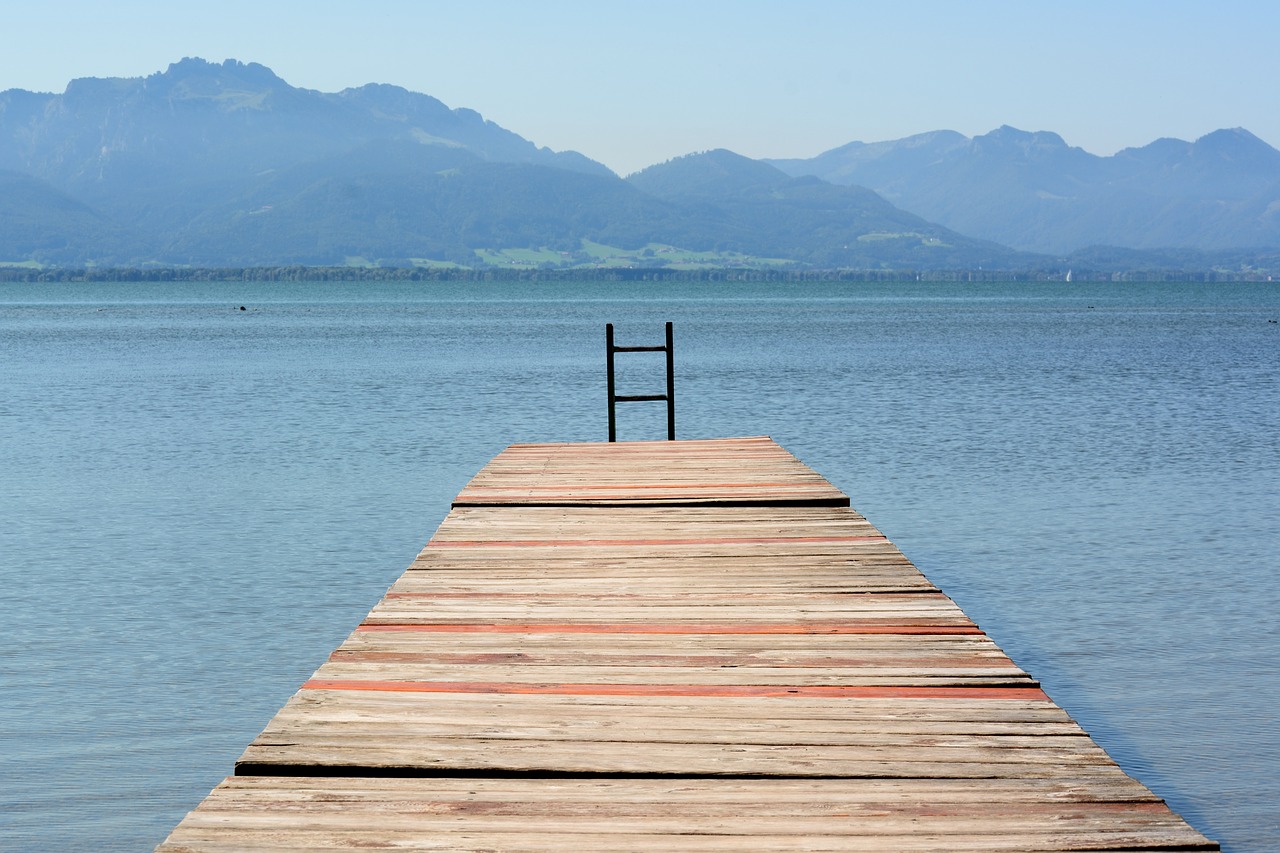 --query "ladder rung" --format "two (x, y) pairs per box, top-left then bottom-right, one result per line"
(611, 345), (668, 353)
(614, 394), (668, 402)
